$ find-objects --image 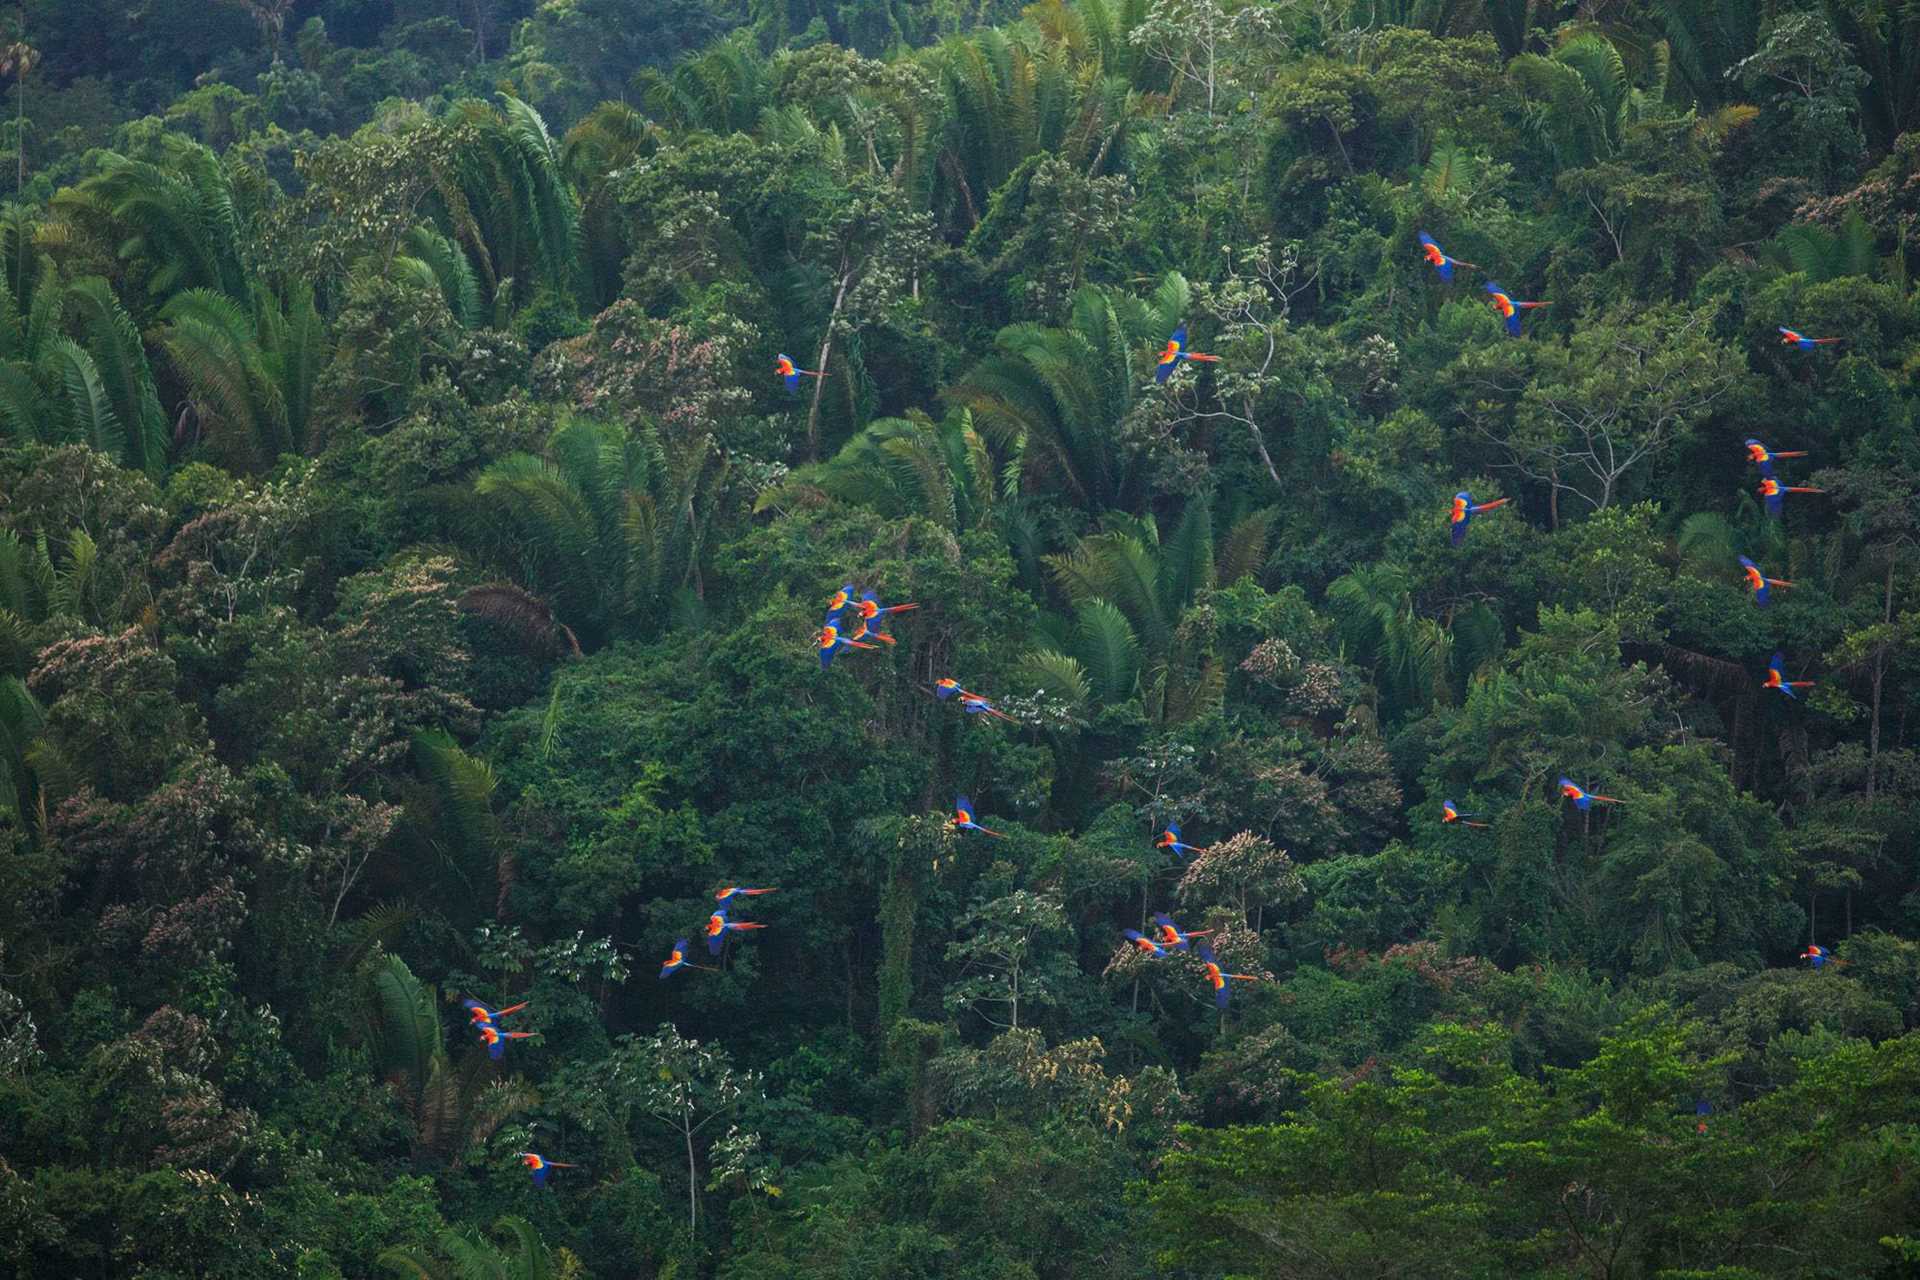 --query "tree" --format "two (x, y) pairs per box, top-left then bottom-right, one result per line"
(943, 890), (1075, 1032)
